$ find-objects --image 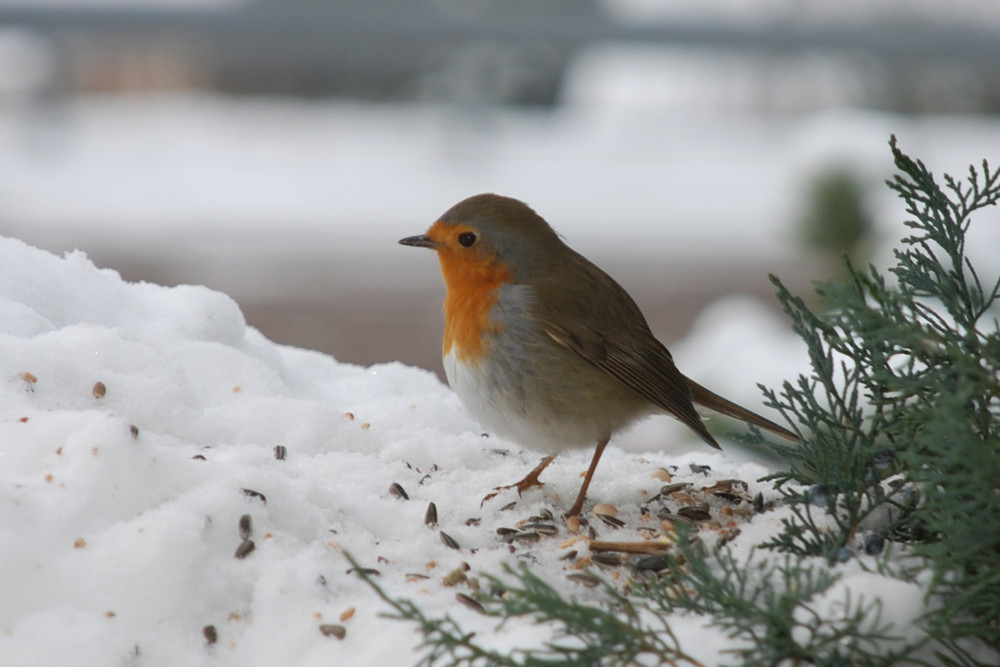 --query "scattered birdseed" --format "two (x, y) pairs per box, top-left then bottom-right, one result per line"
(455, 593), (486, 614)
(389, 483), (409, 500)
(339, 607), (355, 622)
(241, 488), (267, 504)
(234, 539), (255, 559)
(273, 445), (287, 460)
(129, 424), (139, 439)
(521, 522), (559, 536)
(238, 514), (253, 541)
(635, 555), (672, 572)
(439, 531), (460, 550)
(424, 502), (438, 526)
(595, 513), (625, 529)
(92, 381), (106, 399)
(442, 567), (468, 587)
(591, 552), (623, 567)
(566, 572), (600, 587)
(202, 625), (218, 645)
(319, 624), (346, 639)
(649, 467), (672, 482)
(591, 503), (618, 517)
(676, 505), (712, 522)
